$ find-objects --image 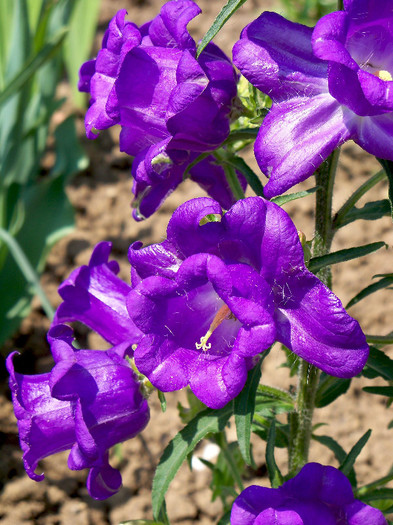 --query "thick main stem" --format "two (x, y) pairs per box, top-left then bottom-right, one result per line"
(288, 150), (339, 476)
